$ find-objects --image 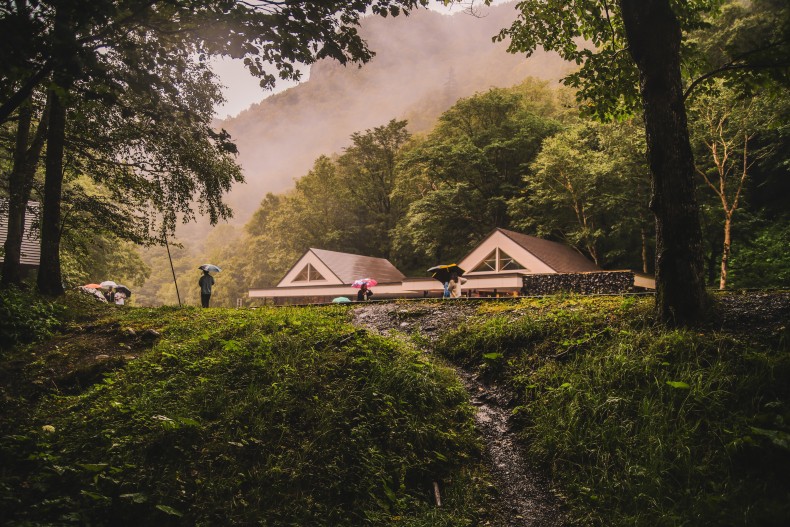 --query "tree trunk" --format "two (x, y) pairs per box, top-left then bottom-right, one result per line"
(641, 227), (649, 274)
(2, 98), (49, 287)
(720, 215), (731, 290)
(36, 86), (67, 296)
(620, 0), (707, 326)
(2, 102), (32, 286)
